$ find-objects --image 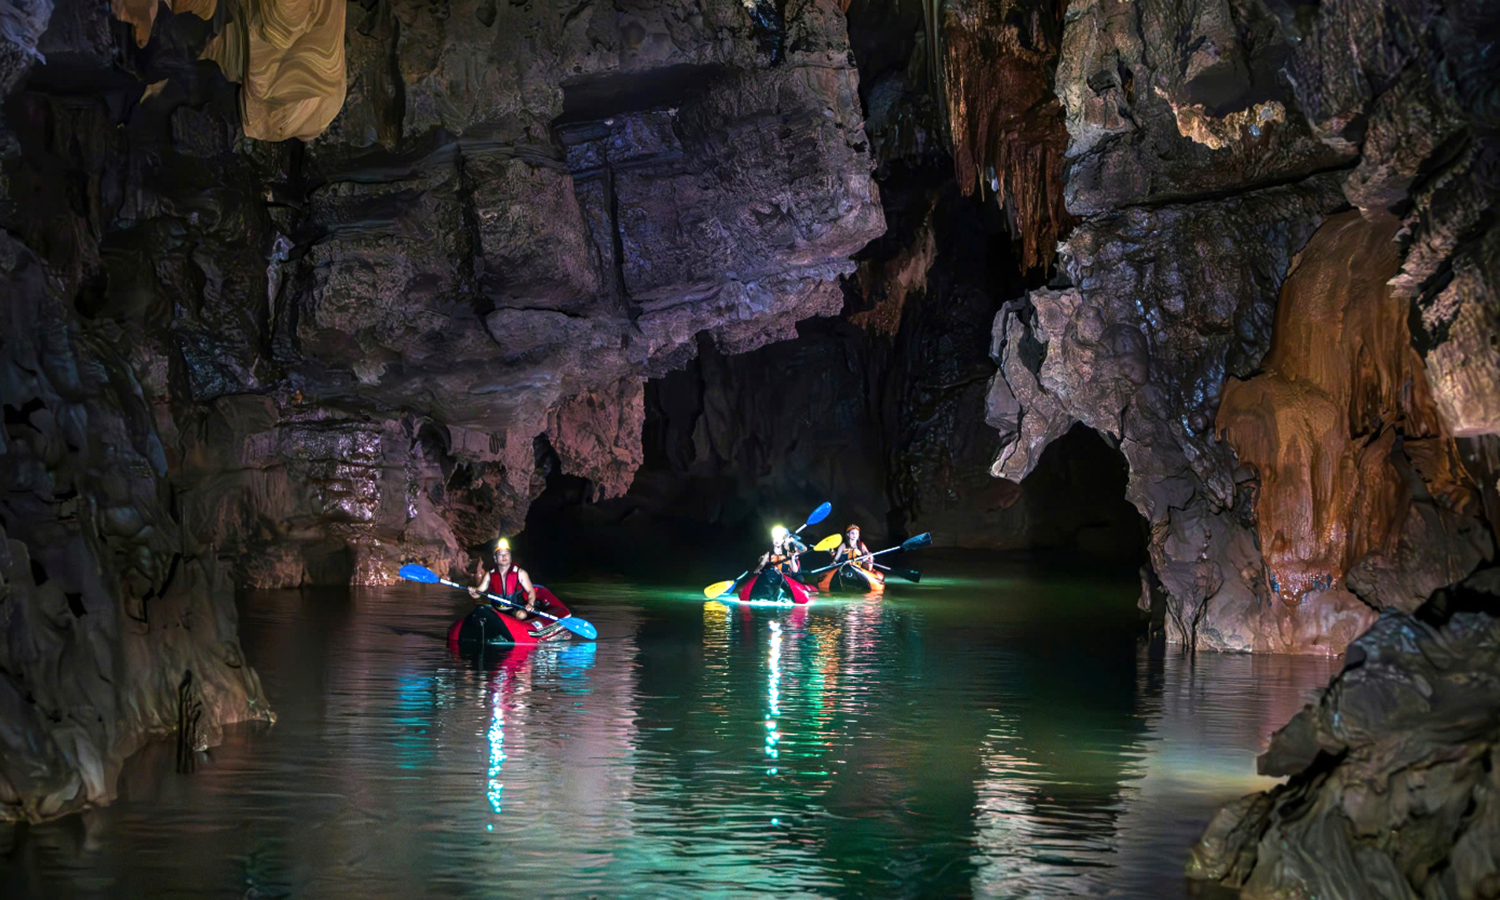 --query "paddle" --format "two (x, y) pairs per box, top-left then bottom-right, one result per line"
(397, 564), (598, 640)
(702, 503), (832, 599)
(807, 532), (932, 576)
(796, 502), (832, 535)
(872, 563), (922, 583)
